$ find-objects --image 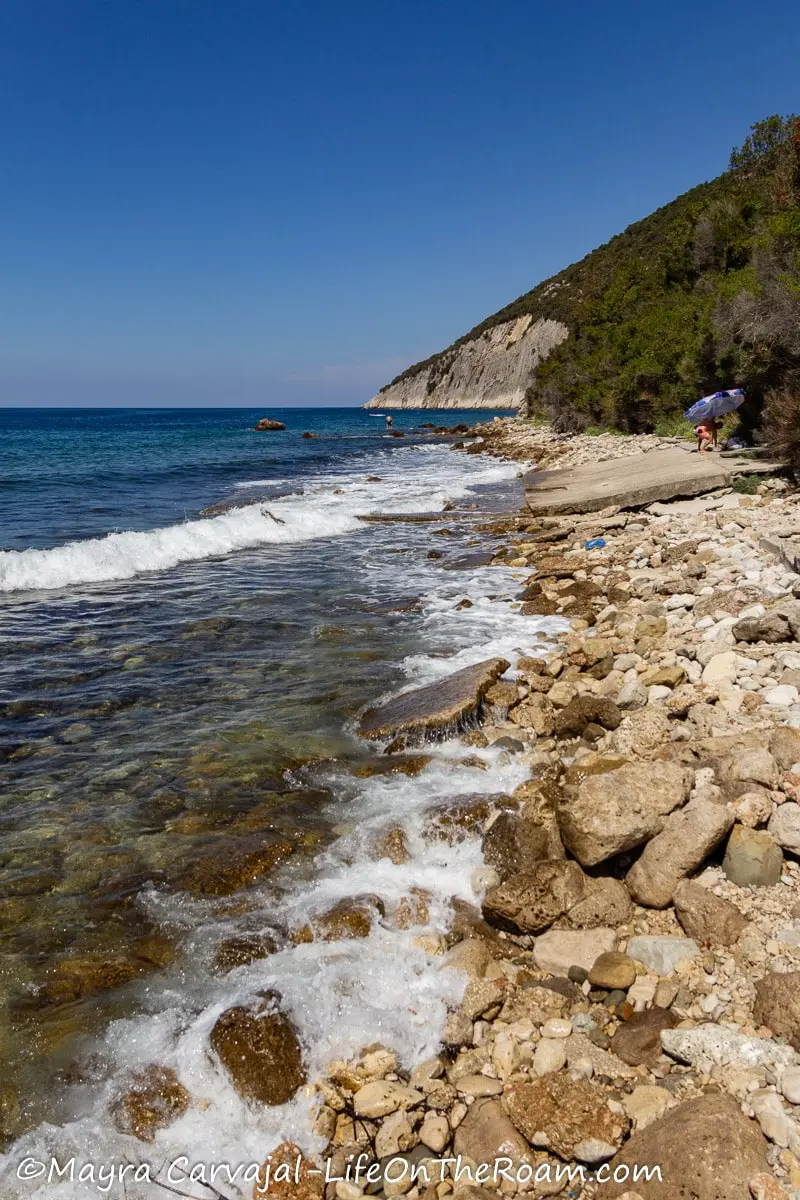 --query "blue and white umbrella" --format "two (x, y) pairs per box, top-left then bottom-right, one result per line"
(685, 388), (746, 422)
